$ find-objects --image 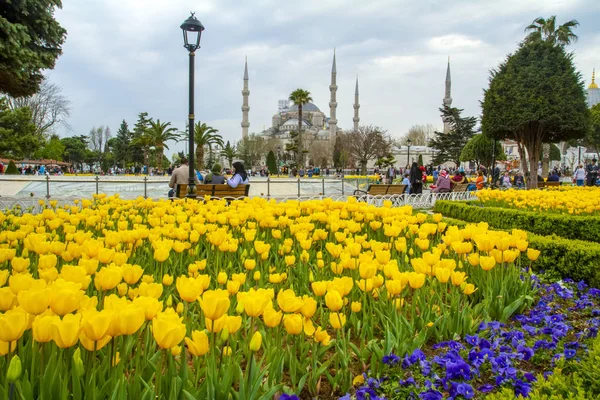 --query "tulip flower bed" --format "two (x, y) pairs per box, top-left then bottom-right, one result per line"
(475, 187), (600, 215)
(0, 195), (540, 399)
(344, 278), (600, 399)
